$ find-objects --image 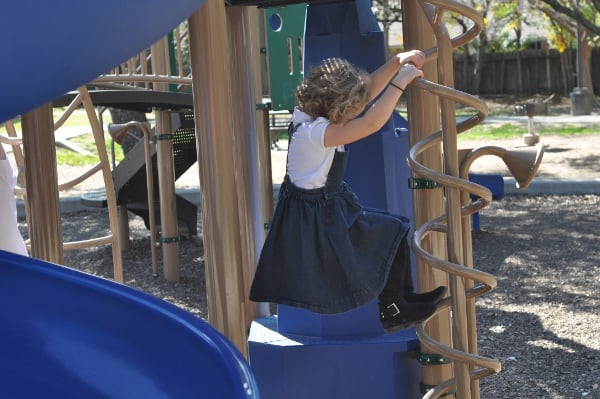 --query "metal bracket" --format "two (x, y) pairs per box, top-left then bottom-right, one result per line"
(256, 102), (271, 110)
(158, 235), (180, 244)
(417, 352), (453, 366)
(152, 133), (174, 143)
(420, 382), (456, 397)
(408, 177), (443, 189)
